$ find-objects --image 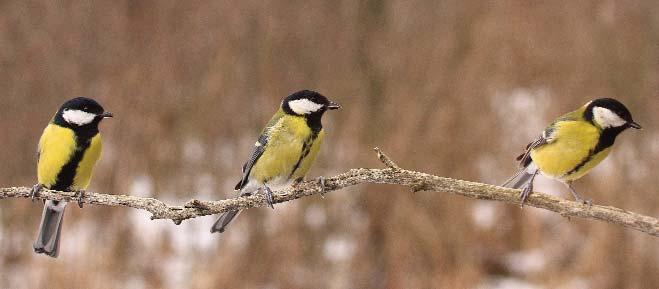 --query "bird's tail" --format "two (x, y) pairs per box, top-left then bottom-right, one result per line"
(210, 210), (242, 233)
(33, 200), (66, 258)
(501, 162), (537, 189)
